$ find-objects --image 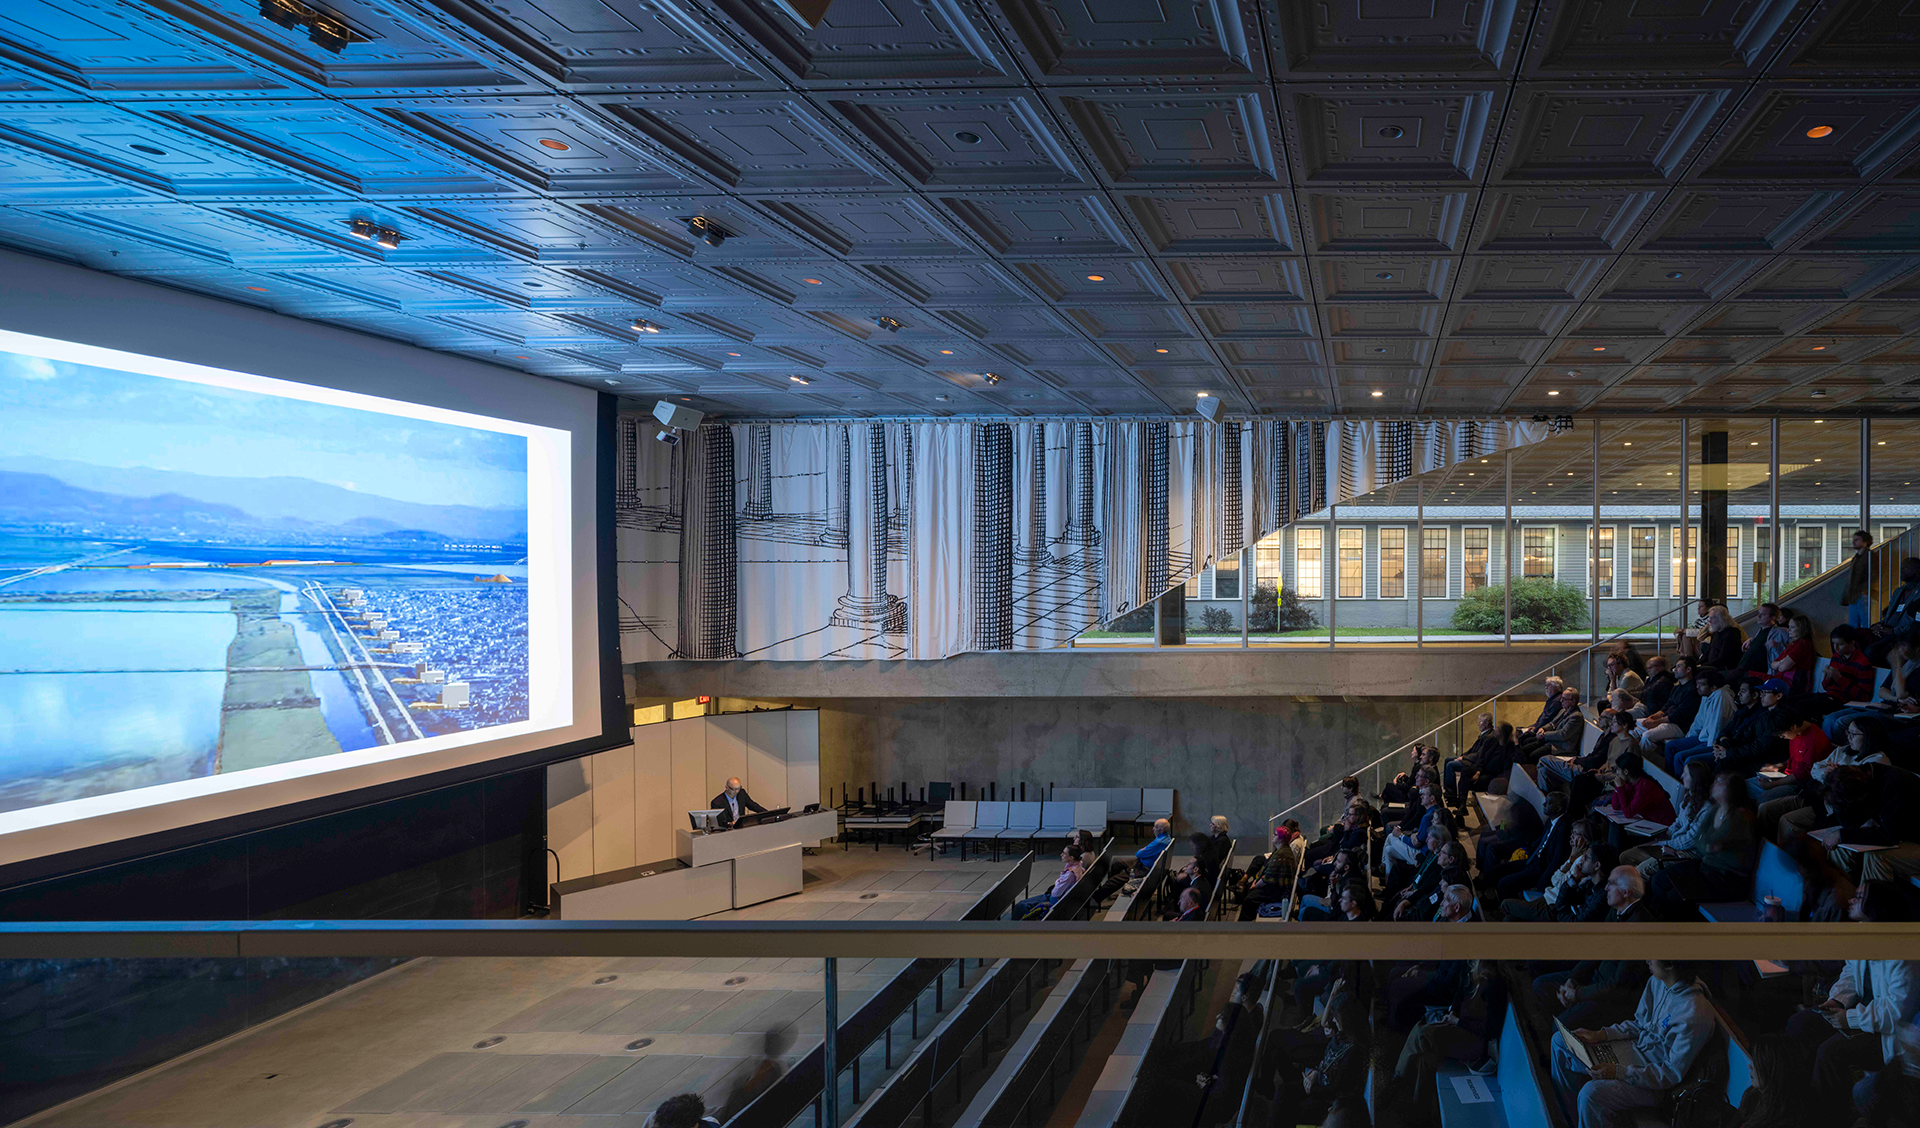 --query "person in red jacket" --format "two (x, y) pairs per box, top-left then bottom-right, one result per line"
(1609, 751), (1675, 825)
